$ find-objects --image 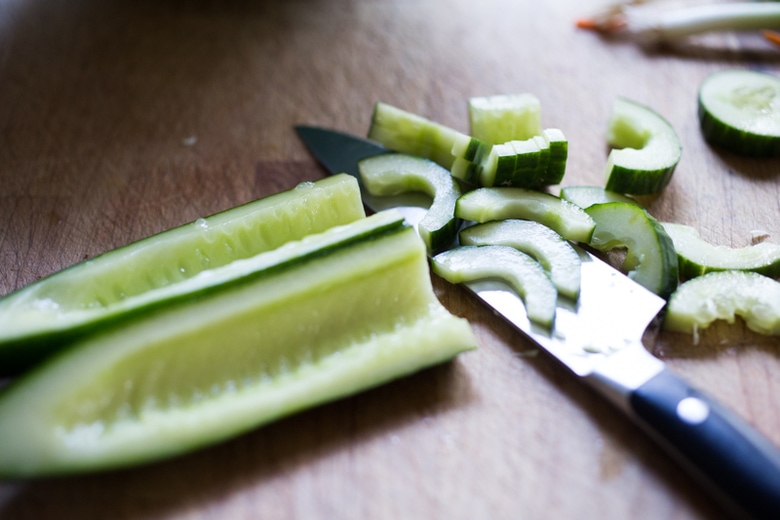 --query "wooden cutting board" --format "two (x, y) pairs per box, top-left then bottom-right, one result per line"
(1, 0), (778, 518)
